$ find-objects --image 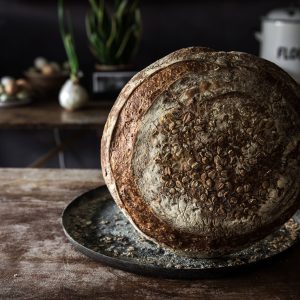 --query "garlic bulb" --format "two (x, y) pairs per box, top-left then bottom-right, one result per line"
(1, 76), (15, 87)
(34, 57), (48, 70)
(59, 79), (88, 111)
